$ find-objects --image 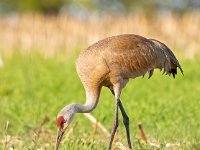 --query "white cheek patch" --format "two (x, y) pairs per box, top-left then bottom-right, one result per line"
(64, 116), (67, 122)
